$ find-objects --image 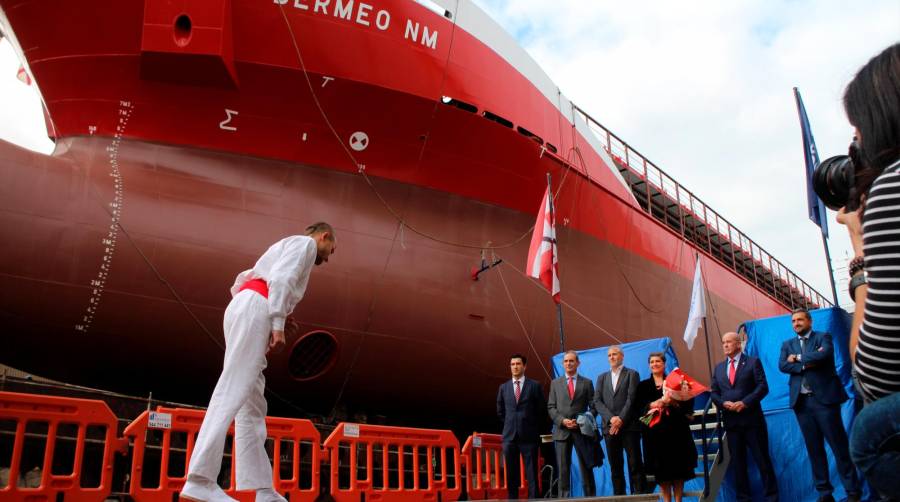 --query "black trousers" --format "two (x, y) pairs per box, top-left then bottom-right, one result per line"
(554, 431), (596, 497)
(605, 429), (646, 494)
(503, 439), (539, 500)
(795, 394), (860, 497)
(726, 423), (778, 502)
